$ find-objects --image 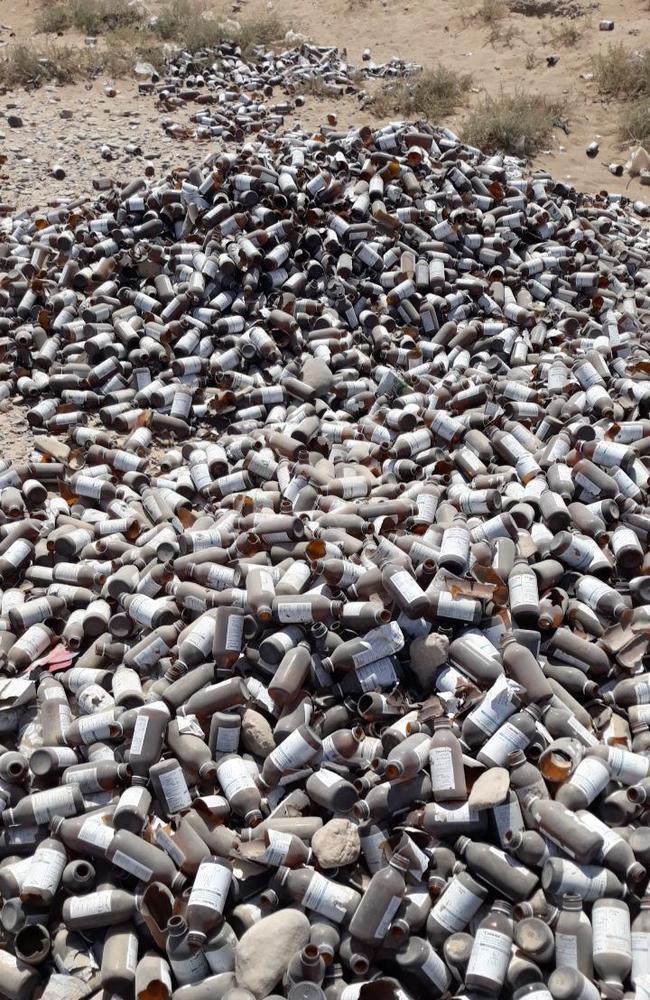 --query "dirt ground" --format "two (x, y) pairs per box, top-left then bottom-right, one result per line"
(1, 0), (650, 214)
